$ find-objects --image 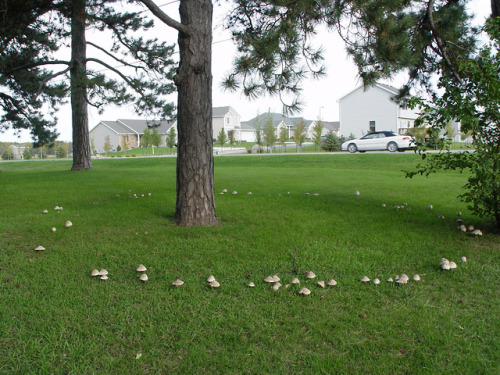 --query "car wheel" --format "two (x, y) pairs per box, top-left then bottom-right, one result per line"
(347, 143), (357, 153)
(387, 142), (398, 152)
